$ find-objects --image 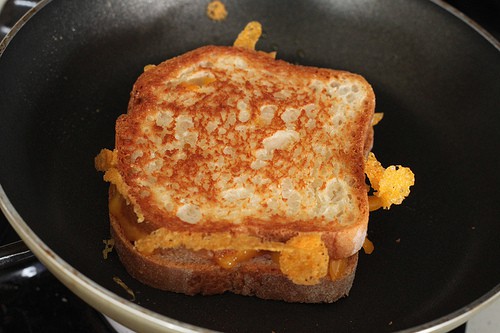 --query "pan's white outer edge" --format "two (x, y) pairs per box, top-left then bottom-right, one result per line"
(0, 185), (215, 333)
